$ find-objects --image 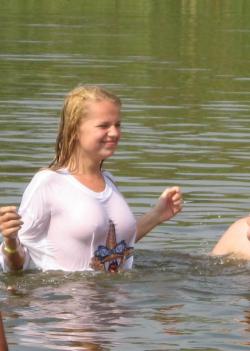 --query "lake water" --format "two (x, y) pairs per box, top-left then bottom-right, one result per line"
(0, 1), (250, 350)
